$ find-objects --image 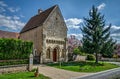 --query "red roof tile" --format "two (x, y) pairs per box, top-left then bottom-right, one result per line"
(0, 30), (19, 39)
